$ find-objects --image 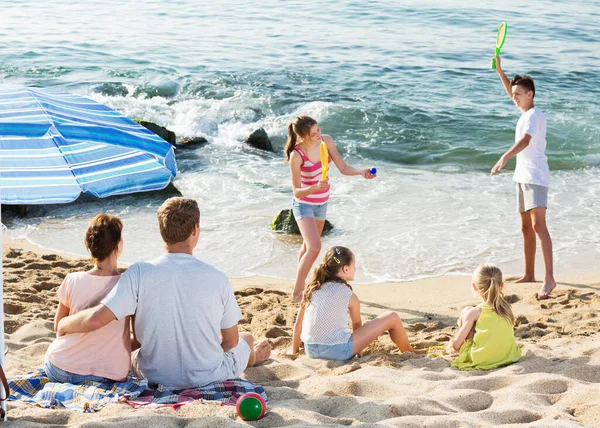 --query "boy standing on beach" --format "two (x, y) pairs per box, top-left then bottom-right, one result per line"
(58, 197), (271, 388)
(490, 54), (556, 299)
